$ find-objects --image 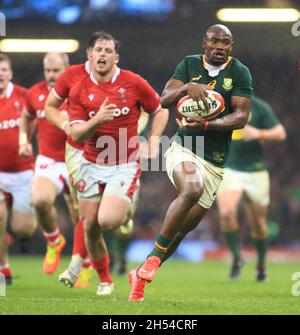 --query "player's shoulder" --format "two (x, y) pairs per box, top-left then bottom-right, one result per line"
(64, 63), (86, 75)
(13, 83), (28, 97)
(229, 57), (251, 75)
(27, 81), (46, 95)
(184, 54), (201, 62)
(120, 69), (142, 82)
(178, 54), (201, 66)
(252, 96), (273, 113)
(69, 75), (89, 96)
(120, 69), (152, 88)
